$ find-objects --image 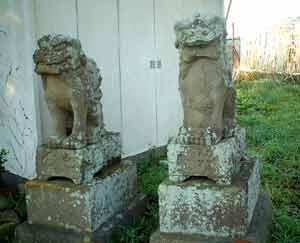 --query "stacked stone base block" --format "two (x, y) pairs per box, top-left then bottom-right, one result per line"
(24, 160), (137, 233)
(168, 127), (246, 185)
(36, 131), (121, 185)
(150, 192), (272, 243)
(16, 194), (148, 243)
(158, 157), (260, 238)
